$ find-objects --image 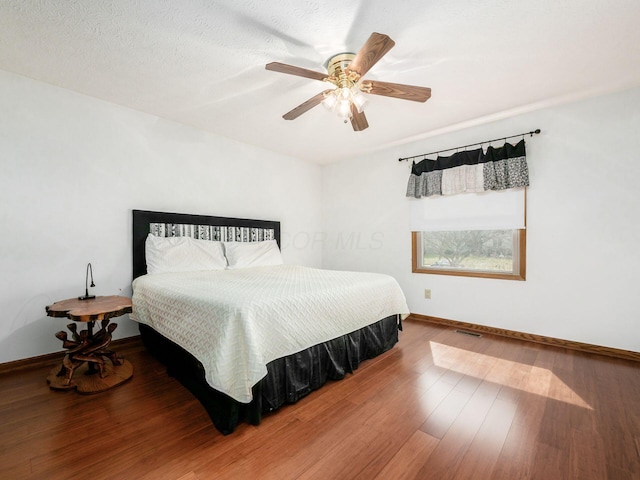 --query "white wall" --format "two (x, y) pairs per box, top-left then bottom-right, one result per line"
(0, 70), (322, 363)
(322, 87), (640, 353)
(2, 68), (638, 363)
